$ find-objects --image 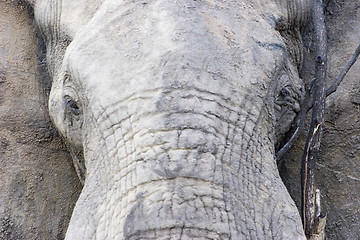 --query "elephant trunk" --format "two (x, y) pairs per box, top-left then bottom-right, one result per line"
(65, 87), (304, 239)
